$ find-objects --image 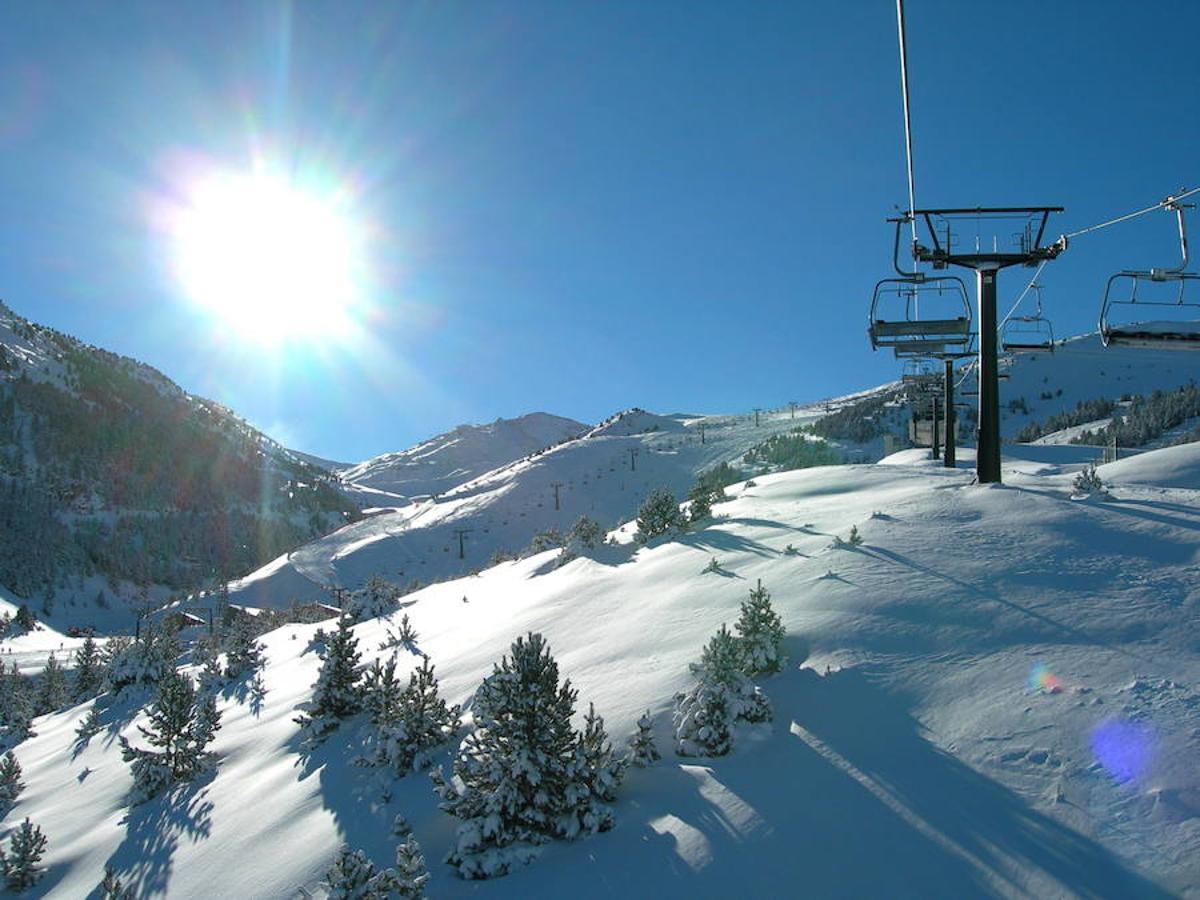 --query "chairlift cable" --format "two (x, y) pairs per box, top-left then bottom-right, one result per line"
(1062, 185), (1200, 241)
(998, 260), (1048, 329)
(895, 0), (918, 245)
